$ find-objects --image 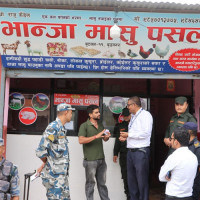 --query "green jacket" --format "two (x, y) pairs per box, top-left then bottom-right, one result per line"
(165, 112), (196, 155)
(165, 112), (196, 138)
(113, 121), (129, 156)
